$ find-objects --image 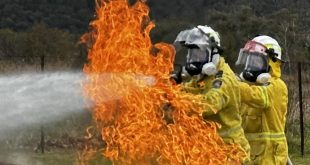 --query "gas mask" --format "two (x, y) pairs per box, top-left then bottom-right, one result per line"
(185, 46), (220, 76)
(174, 25), (222, 77)
(236, 40), (271, 84)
